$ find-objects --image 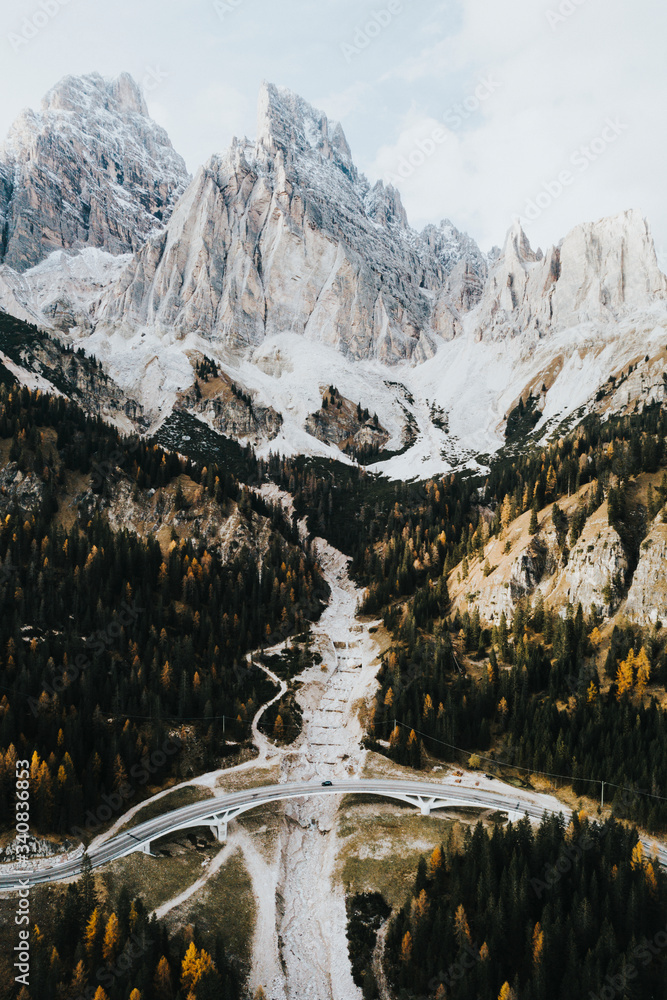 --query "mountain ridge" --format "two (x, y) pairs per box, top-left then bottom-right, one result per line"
(0, 71), (189, 272)
(0, 72), (665, 482)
